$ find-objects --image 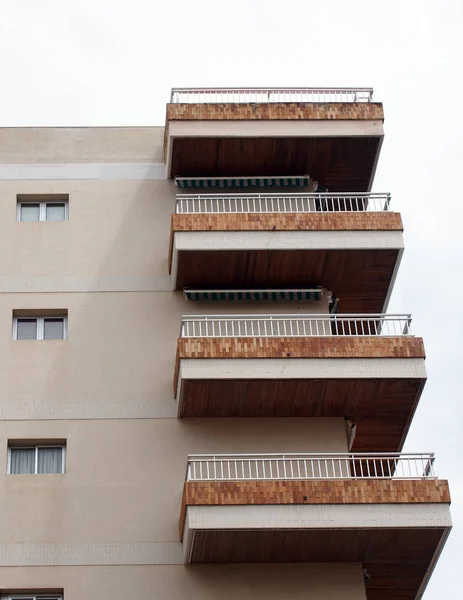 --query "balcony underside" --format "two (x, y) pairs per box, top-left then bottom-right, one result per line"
(176, 336), (426, 453)
(177, 377), (425, 453)
(172, 248), (400, 314)
(182, 478), (451, 599)
(169, 136), (382, 192)
(189, 527), (445, 600)
(165, 103), (384, 191)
